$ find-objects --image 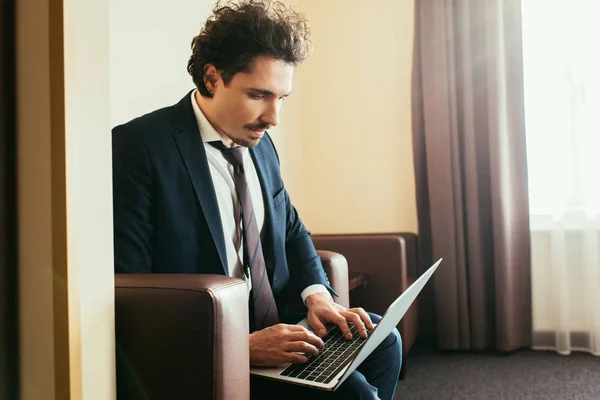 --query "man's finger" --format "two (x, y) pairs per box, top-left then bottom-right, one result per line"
(289, 330), (324, 348)
(350, 307), (374, 330)
(308, 312), (328, 339)
(284, 341), (319, 356)
(332, 315), (352, 340)
(284, 324), (310, 332)
(342, 310), (367, 339)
